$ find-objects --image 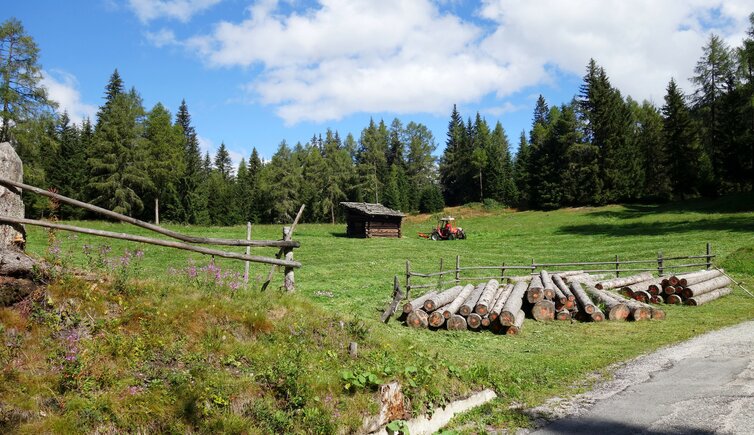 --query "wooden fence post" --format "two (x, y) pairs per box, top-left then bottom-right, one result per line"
(438, 257), (444, 290)
(501, 262), (506, 281)
(455, 255), (460, 284)
(657, 251), (664, 276)
(155, 198), (159, 225)
(531, 258), (536, 276)
(283, 226), (295, 292)
(406, 260), (411, 299)
(244, 222), (251, 284)
(615, 255), (620, 278)
(706, 243), (712, 270)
